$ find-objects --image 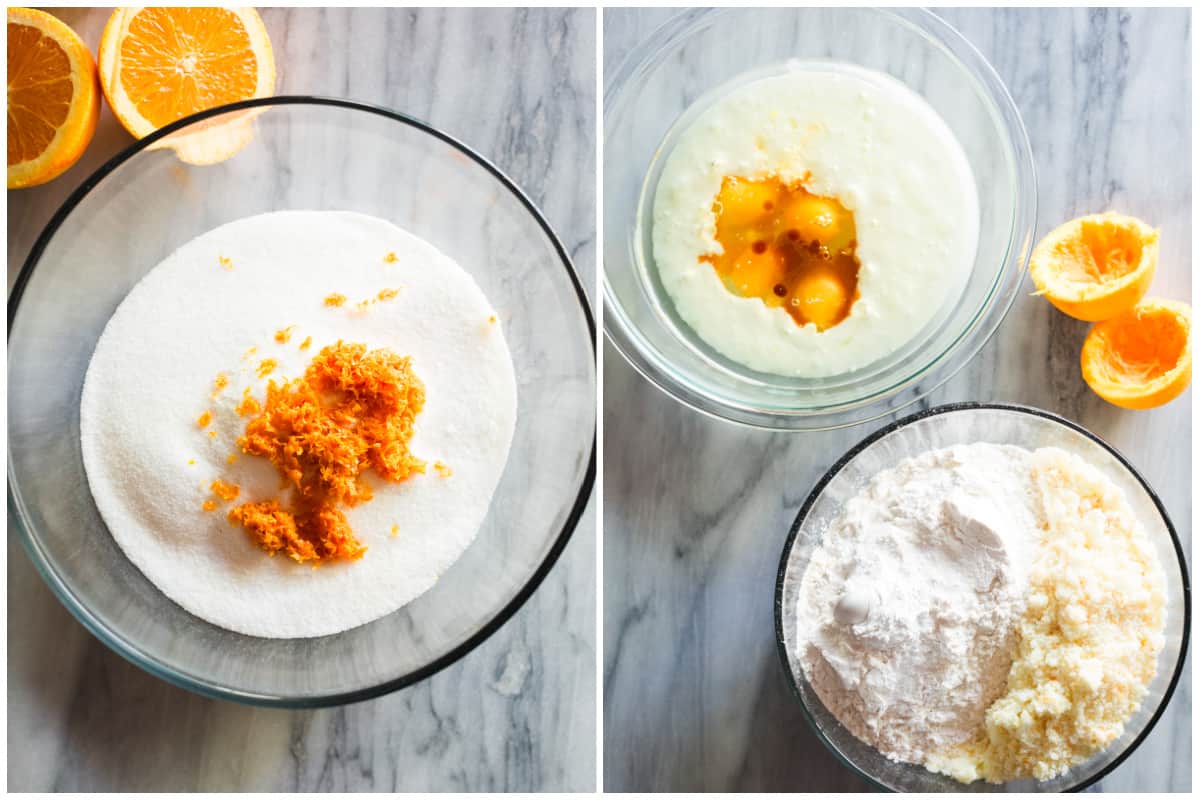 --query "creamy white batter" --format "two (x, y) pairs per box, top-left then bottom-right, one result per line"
(81, 211), (517, 638)
(652, 62), (980, 377)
